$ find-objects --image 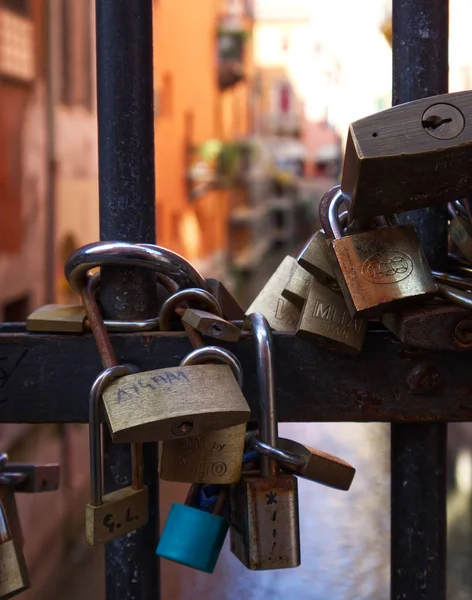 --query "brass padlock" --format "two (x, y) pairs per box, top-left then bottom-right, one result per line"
(281, 264), (312, 310)
(296, 231), (336, 287)
(324, 188), (437, 317)
(296, 278), (367, 354)
(181, 308), (241, 342)
(0, 495), (30, 598)
(342, 90), (472, 219)
(245, 257), (300, 332)
(102, 350), (251, 443)
(230, 313), (300, 570)
(248, 437), (356, 491)
(26, 304), (86, 332)
(448, 202), (472, 262)
(86, 366), (148, 546)
(159, 346), (247, 484)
